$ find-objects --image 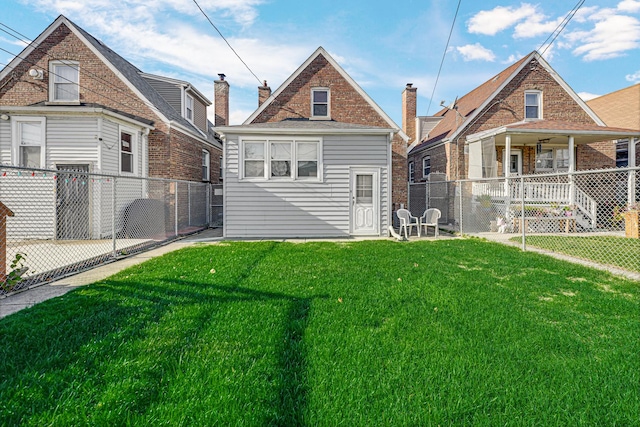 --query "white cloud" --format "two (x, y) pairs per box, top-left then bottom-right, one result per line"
(578, 91), (601, 101)
(514, 15), (564, 39)
(456, 44), (496, 62)
(568, 14), (640, 61)
(467, 3), (538, 36)
(626, 70), (640, 82)
(618, 0), (640, 13)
